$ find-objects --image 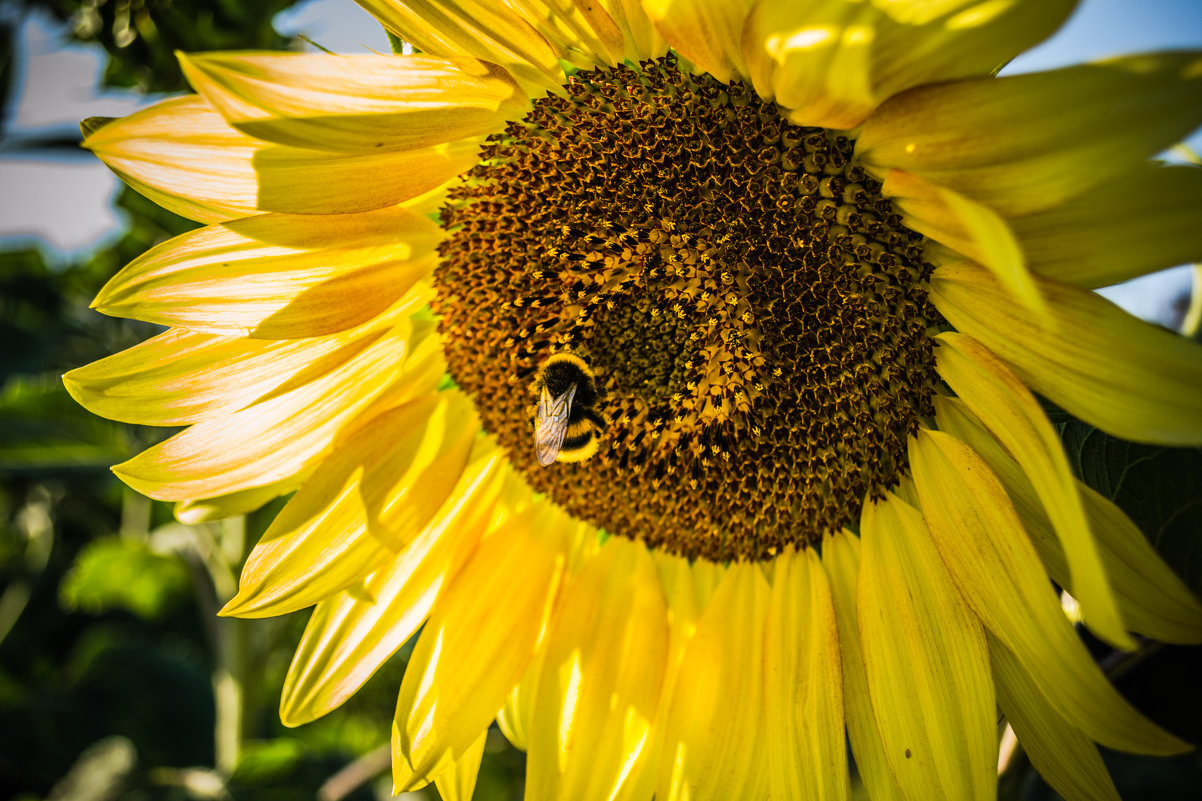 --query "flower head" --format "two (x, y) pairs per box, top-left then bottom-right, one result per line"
(68, 1), (1202, 798)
